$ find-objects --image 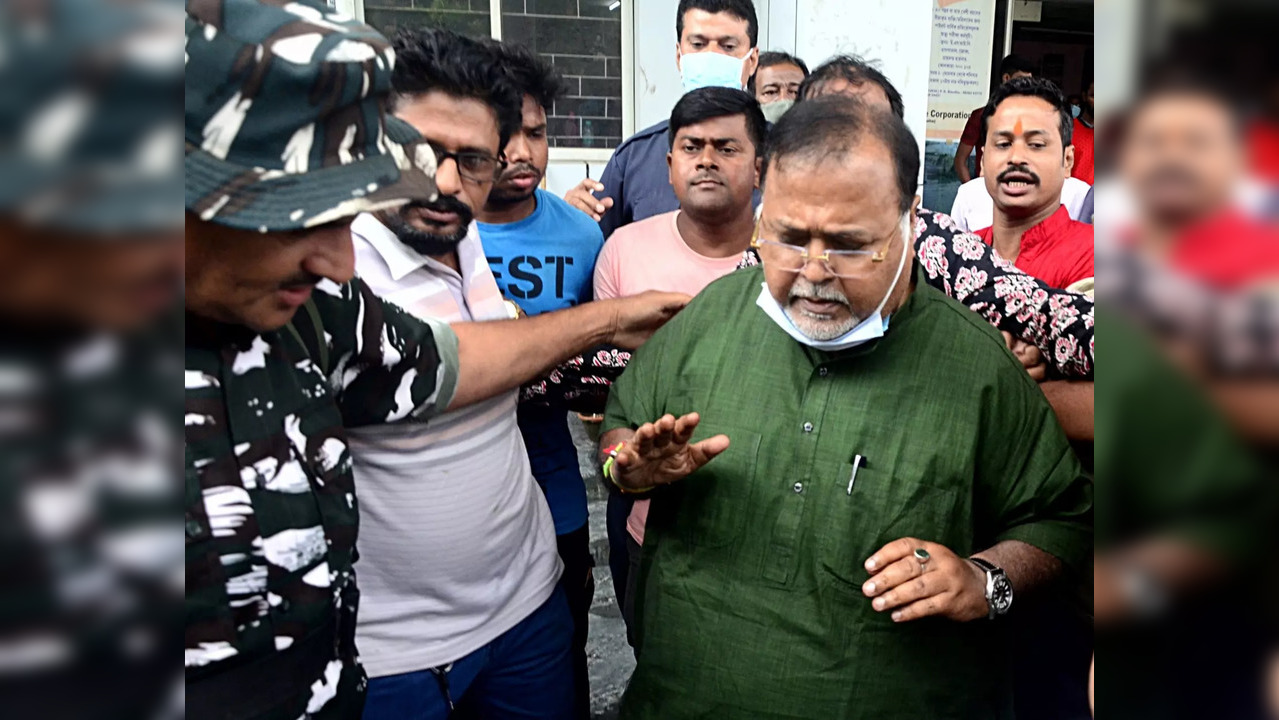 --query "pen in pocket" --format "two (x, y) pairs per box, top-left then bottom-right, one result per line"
(847, 454), (866, 495)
